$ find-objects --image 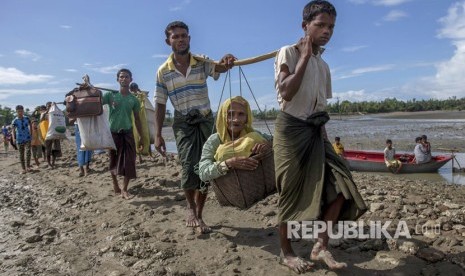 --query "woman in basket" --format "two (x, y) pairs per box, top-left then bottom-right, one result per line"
(198, 96), (272, 182)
